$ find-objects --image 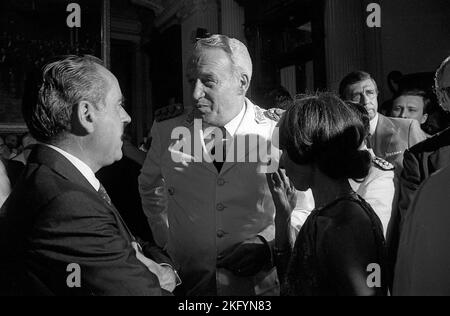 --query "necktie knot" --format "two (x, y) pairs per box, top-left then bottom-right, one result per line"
(209, 127), (228, 172)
